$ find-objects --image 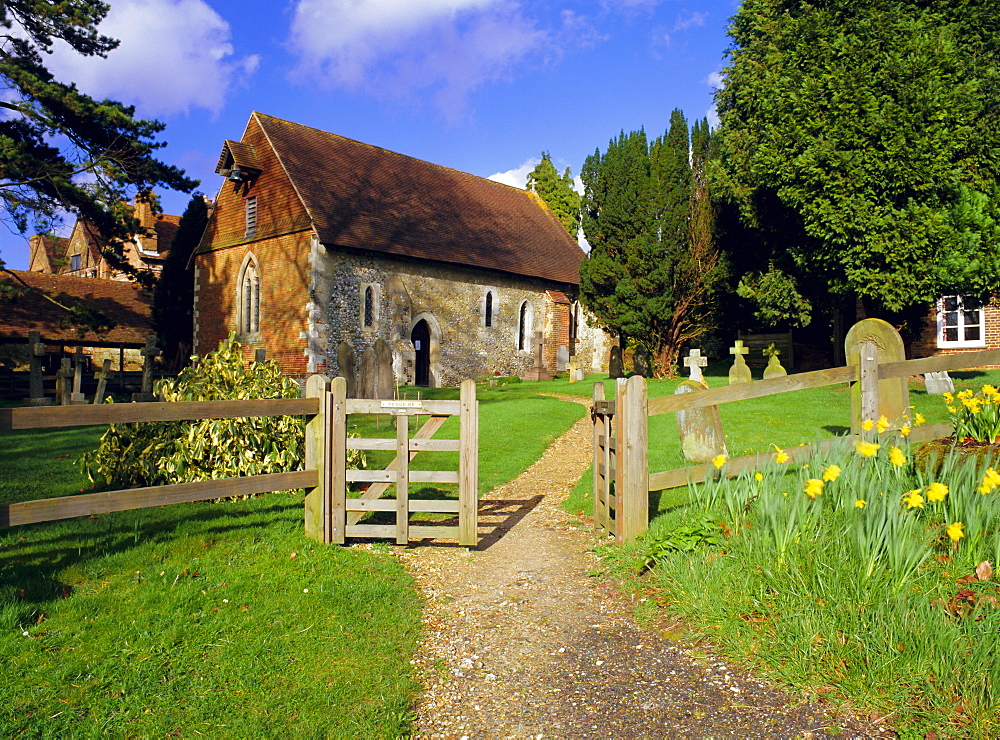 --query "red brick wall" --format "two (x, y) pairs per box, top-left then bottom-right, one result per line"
(544, 292), (571, 370)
